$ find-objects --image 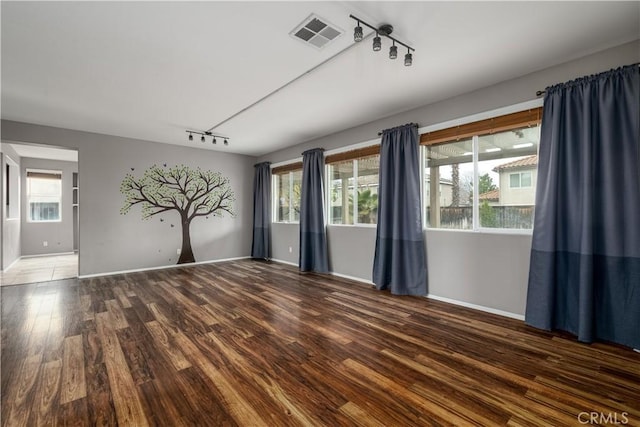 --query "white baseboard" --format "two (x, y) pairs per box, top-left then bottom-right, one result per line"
(330, 271), (374, 285)
(269, 258), (298, 267)
(270, 260), (374, 285)
(78, 256), (251, 279)
(21, 251), (76, 259)
(426, 294), (525, 321)
(267, 260), (524, 321)
(2, 257), (21, 273)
